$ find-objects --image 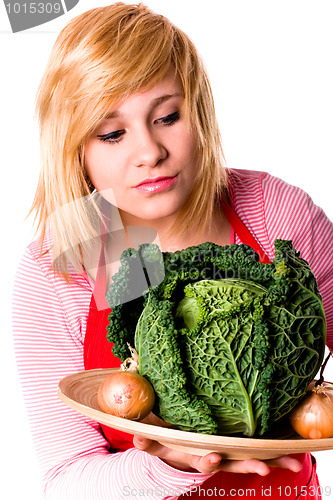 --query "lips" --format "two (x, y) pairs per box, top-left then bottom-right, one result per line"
(135, 176), (177, 193)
